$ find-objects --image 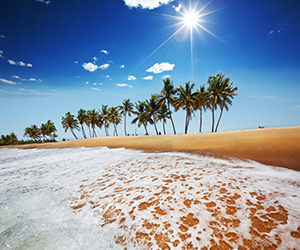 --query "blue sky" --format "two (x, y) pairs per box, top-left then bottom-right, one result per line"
(0, 0), (299, 139)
